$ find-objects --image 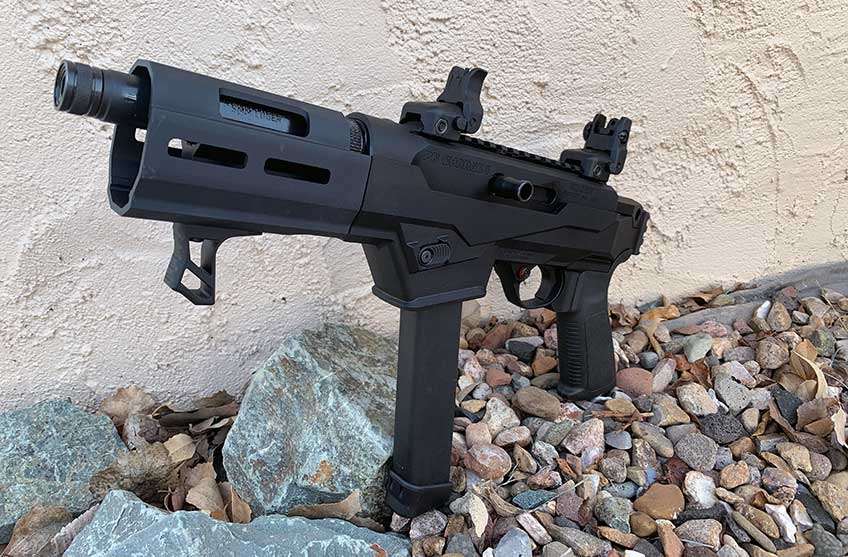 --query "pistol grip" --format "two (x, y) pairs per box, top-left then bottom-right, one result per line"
(552, 271), (615, 400)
